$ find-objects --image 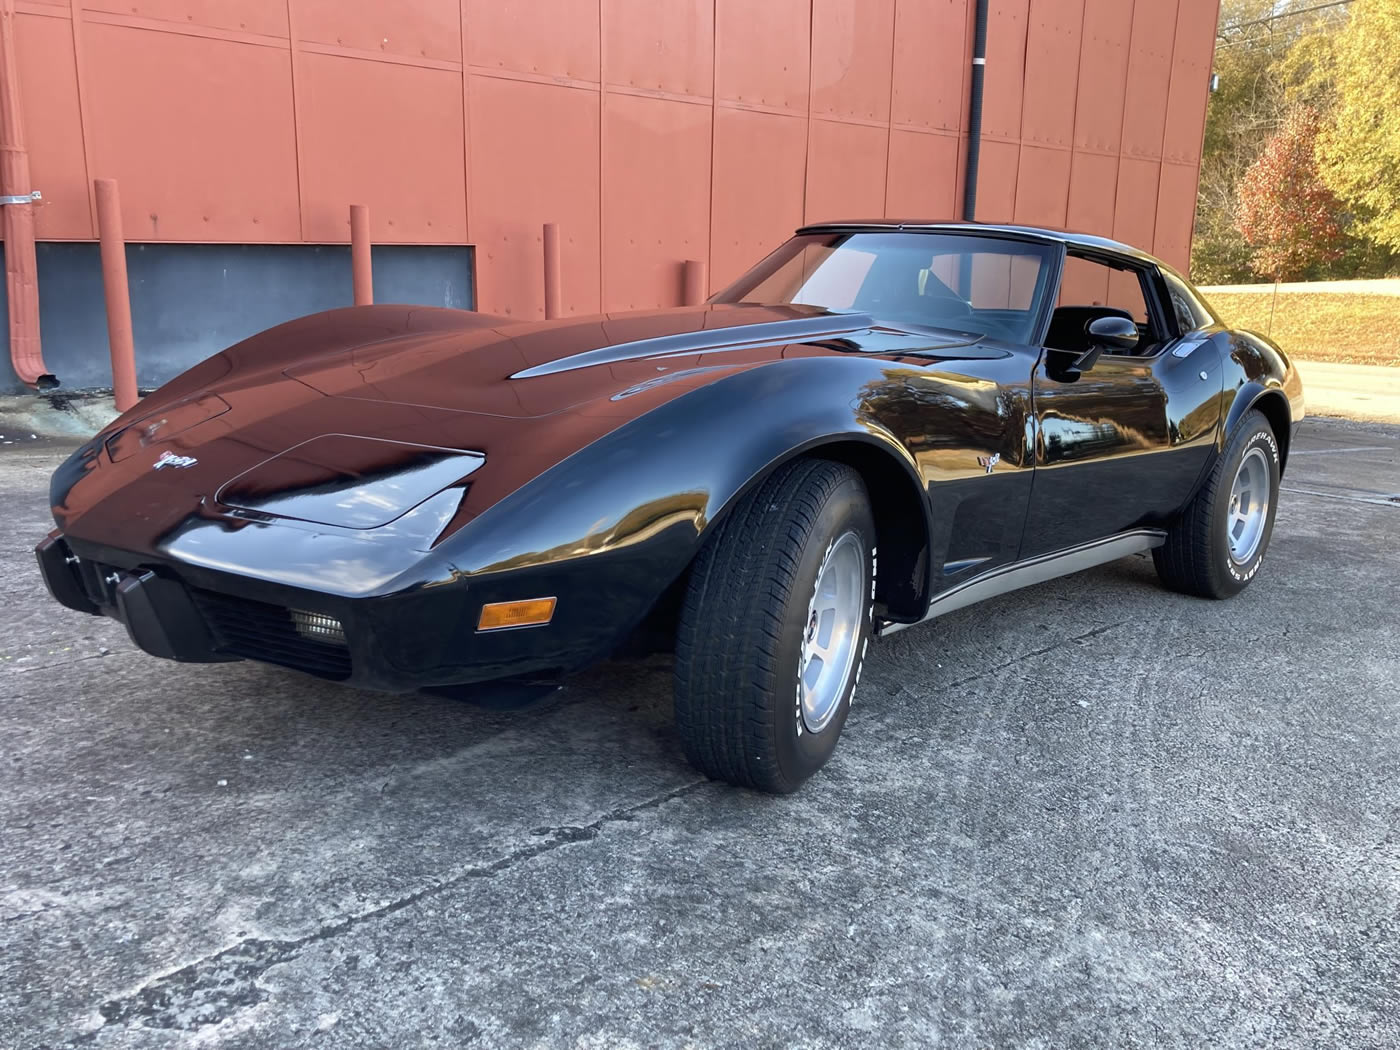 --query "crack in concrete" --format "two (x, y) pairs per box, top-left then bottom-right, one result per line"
(73, 778), (708, 1041)
(1282, 485), (1400, 507)
(2, 650), (133, 676)
(933, 620), (1131, 693)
